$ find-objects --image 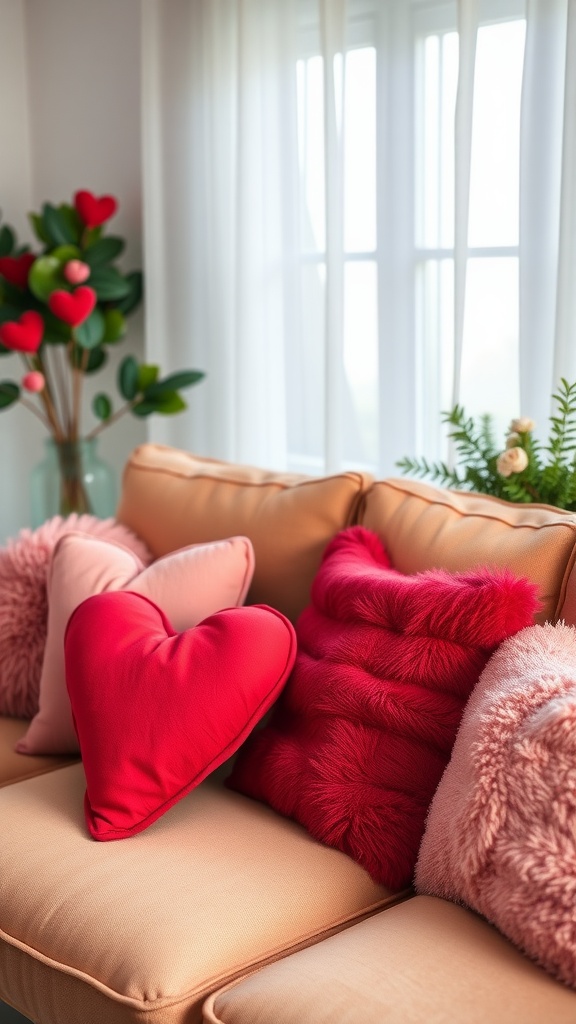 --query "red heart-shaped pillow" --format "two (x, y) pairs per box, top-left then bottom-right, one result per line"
(65, 591), (297, 841)
(0, 253), (35, 289)
(48, 286), (96, 327)
(0, 310), (44, 353)
(74, 190), (118, 229)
